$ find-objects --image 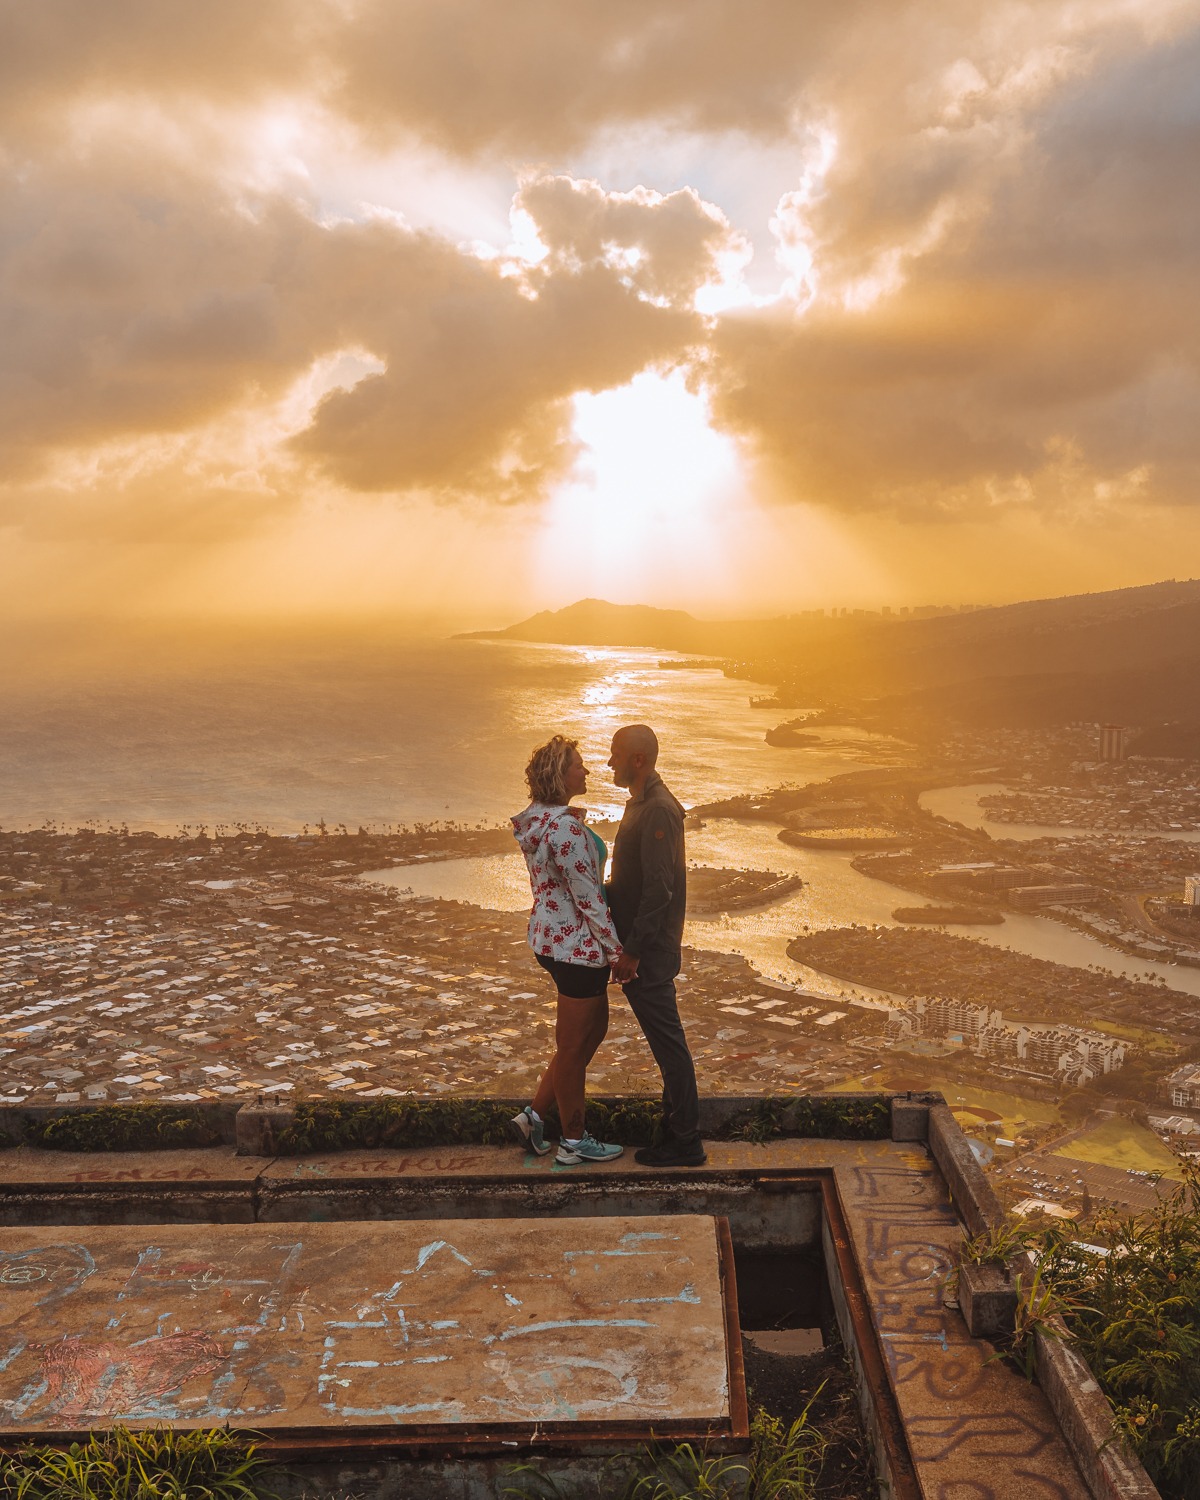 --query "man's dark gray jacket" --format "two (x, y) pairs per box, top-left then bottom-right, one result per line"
(607, 771), (686, 961)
